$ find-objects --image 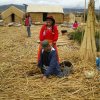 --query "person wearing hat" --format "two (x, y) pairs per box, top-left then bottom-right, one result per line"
(38, 16), (59, 63)
(38, 40), (63, 81)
